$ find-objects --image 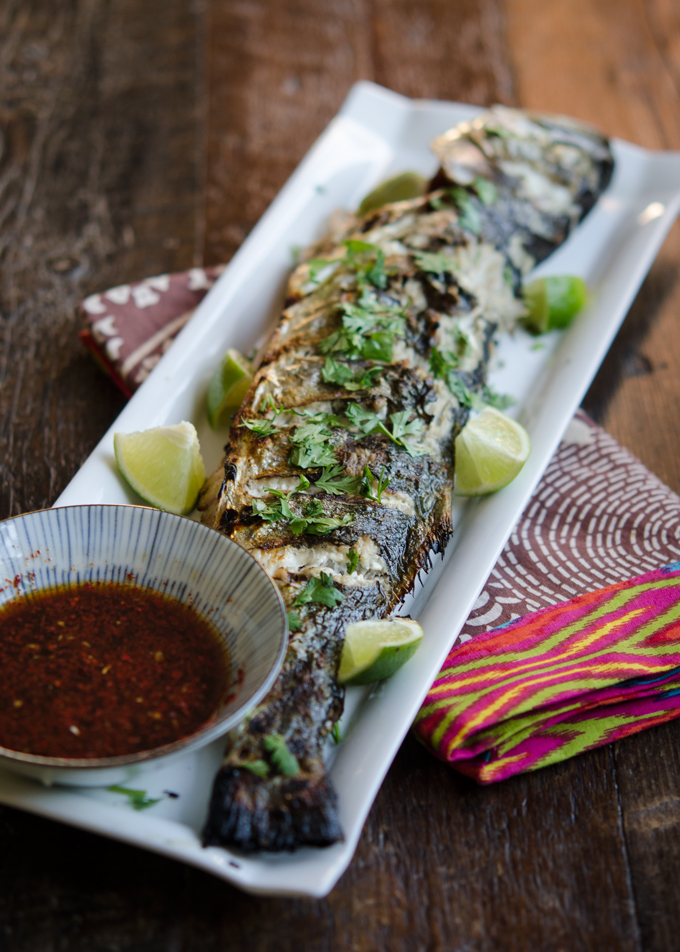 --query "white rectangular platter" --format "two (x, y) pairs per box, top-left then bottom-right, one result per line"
(1, 81), (680, 897)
